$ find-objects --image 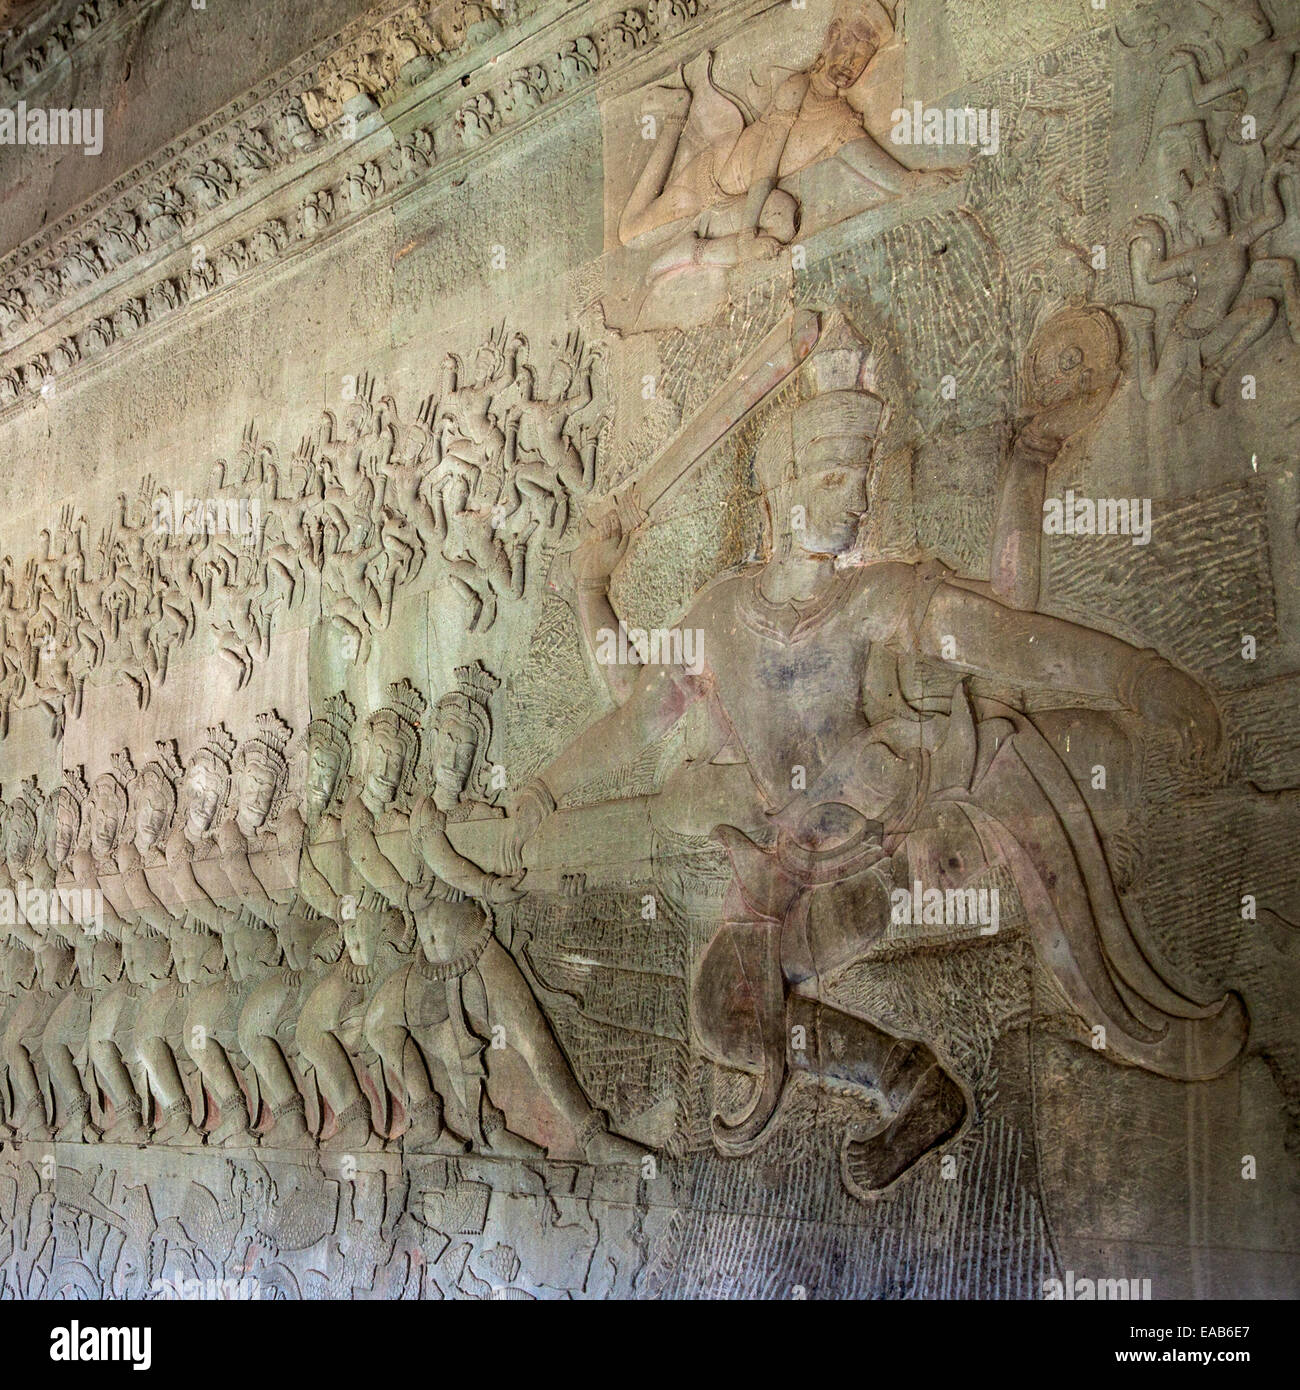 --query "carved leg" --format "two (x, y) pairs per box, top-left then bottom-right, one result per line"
(616, 93), (692, 245)
(363, 967), (466, 1154)
(296, 968), (380, 1148)
(237, 973), (312, 1145)
(45, 1037), (98, 1142)
(1247, 259), (1300, 345)
(184, 983), (254, 1146)
(470, 941), (644, 1163)
(2, 1001), (51, 1141)
(134, 984), (200, 1144)
(137, 1035), (201, 1144)
(1203, 297), (1277, 404)
(88, 1039), (147, 1143)
(42, 989), (97, 1142)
